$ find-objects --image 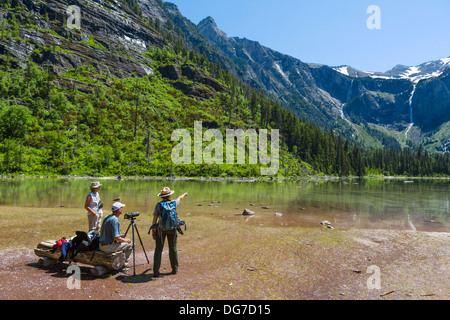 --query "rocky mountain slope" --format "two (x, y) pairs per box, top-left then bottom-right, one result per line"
(0, 0), (321, 177)
(330, 58), (450, 152)
(160, 6), (449, 153)
(0, 0), (165, 78)
(1, 0), (449, 157)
